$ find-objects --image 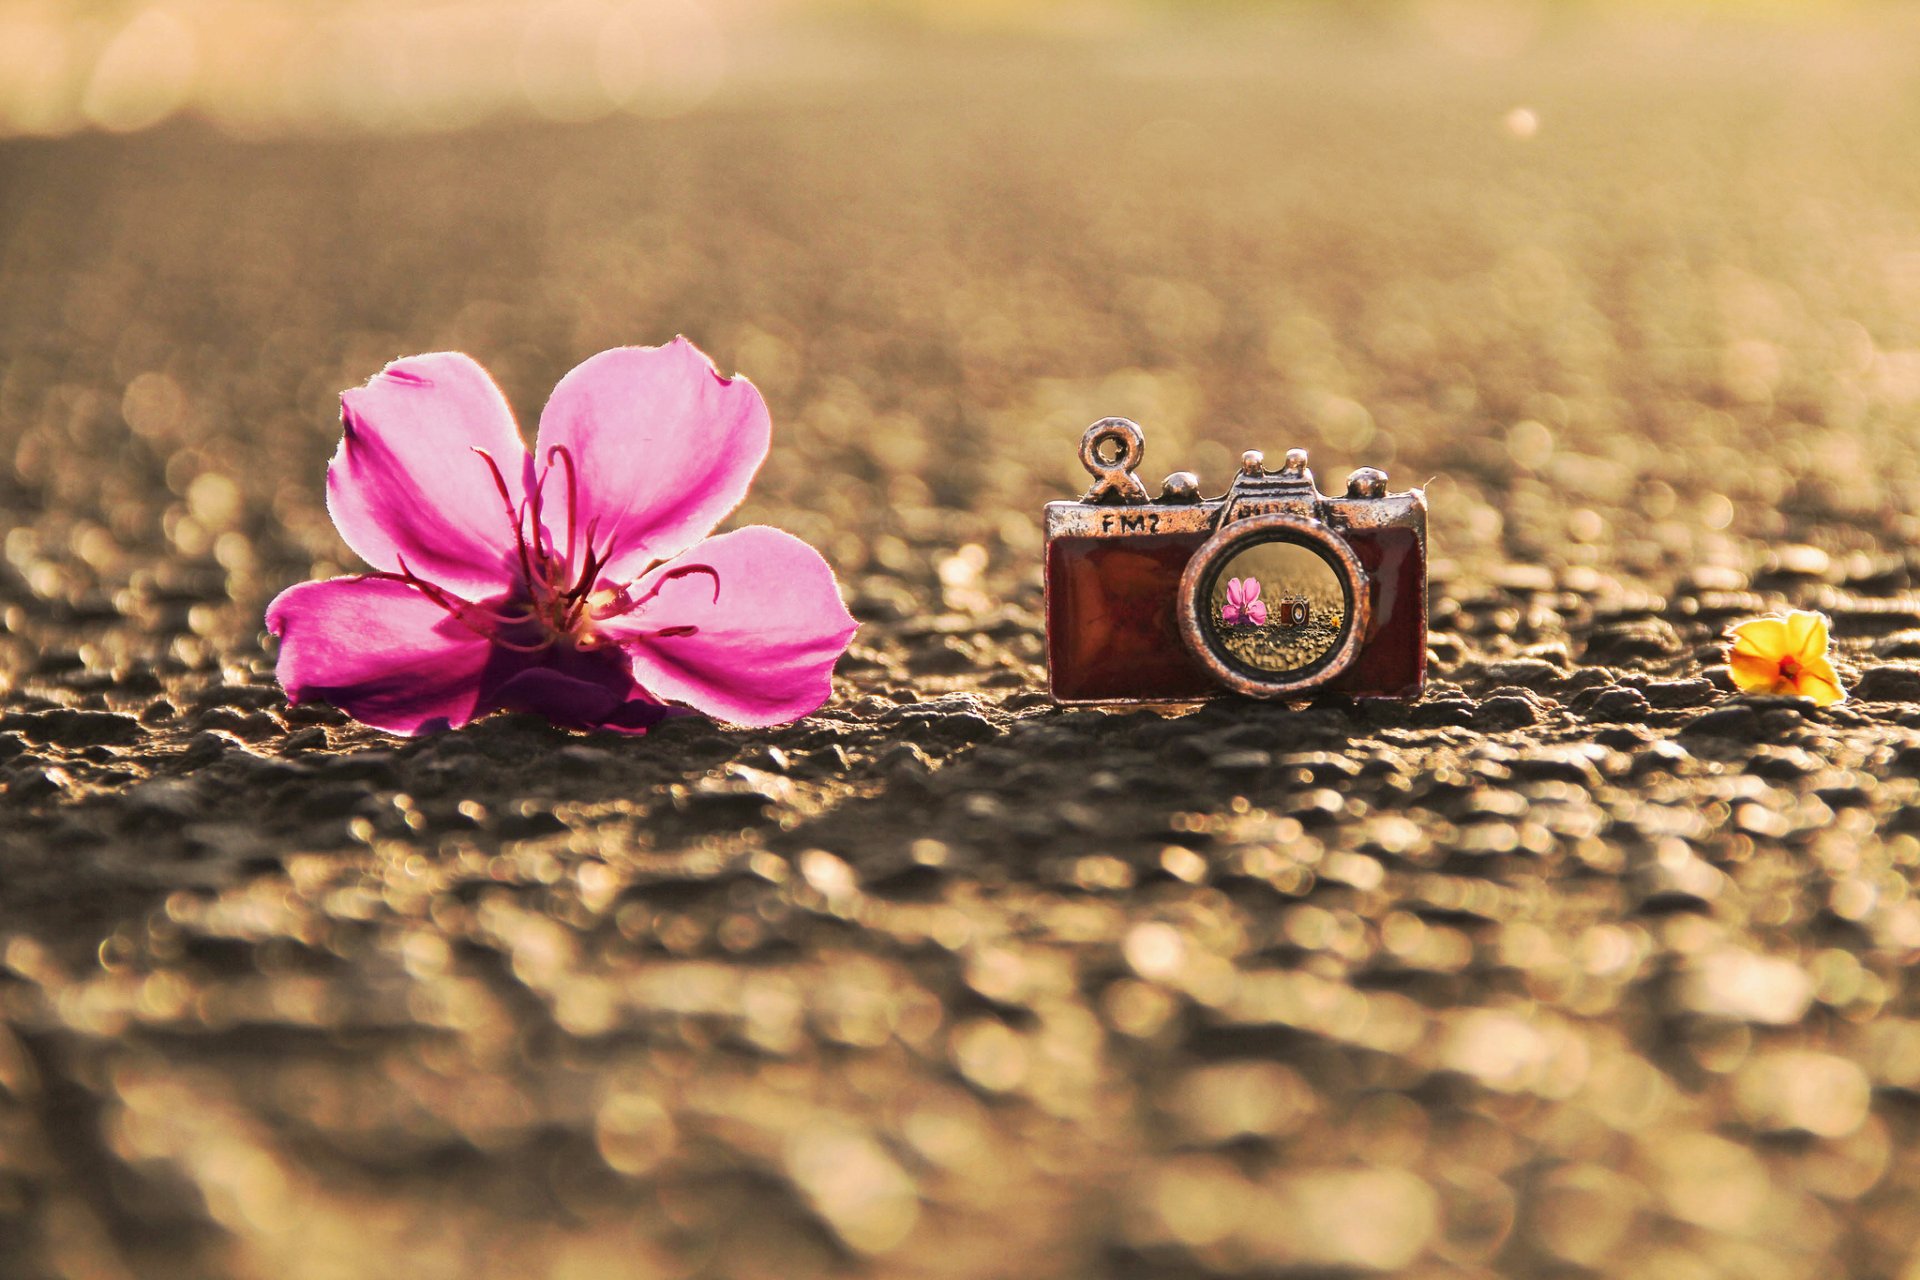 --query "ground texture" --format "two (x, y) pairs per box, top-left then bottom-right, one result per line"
(9, 12), (1920, 1279)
